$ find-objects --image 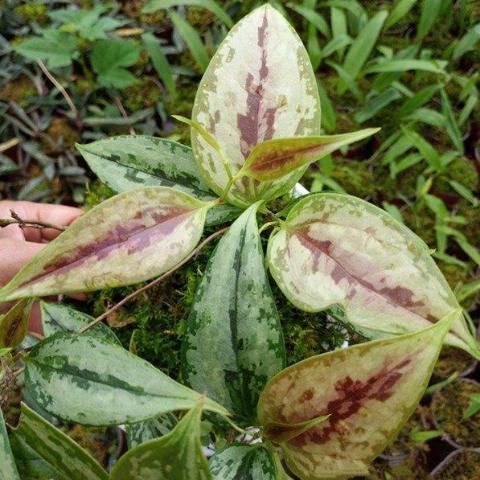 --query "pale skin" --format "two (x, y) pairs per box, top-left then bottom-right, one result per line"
(0, 201), (83, 332)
